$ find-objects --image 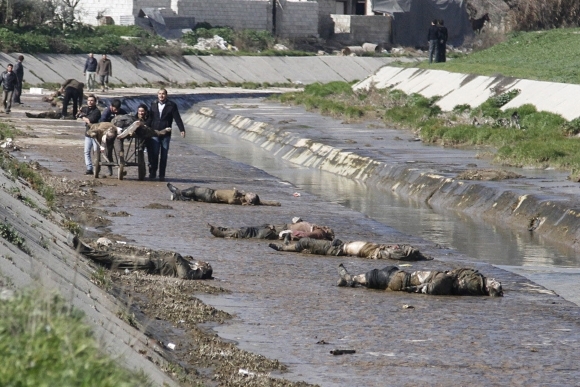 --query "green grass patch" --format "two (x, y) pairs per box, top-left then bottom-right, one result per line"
(0, 288), (151, 387)
(421, 28), (580, 84)
(277, 81), (580, 174)
(0, 222), (30, 254)
(0, 151), (55, 206)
